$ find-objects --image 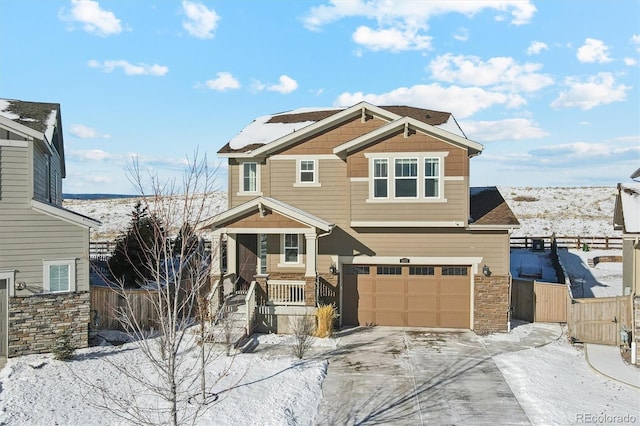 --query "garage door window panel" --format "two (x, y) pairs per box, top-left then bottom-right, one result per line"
(441, 266), (468, 276)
